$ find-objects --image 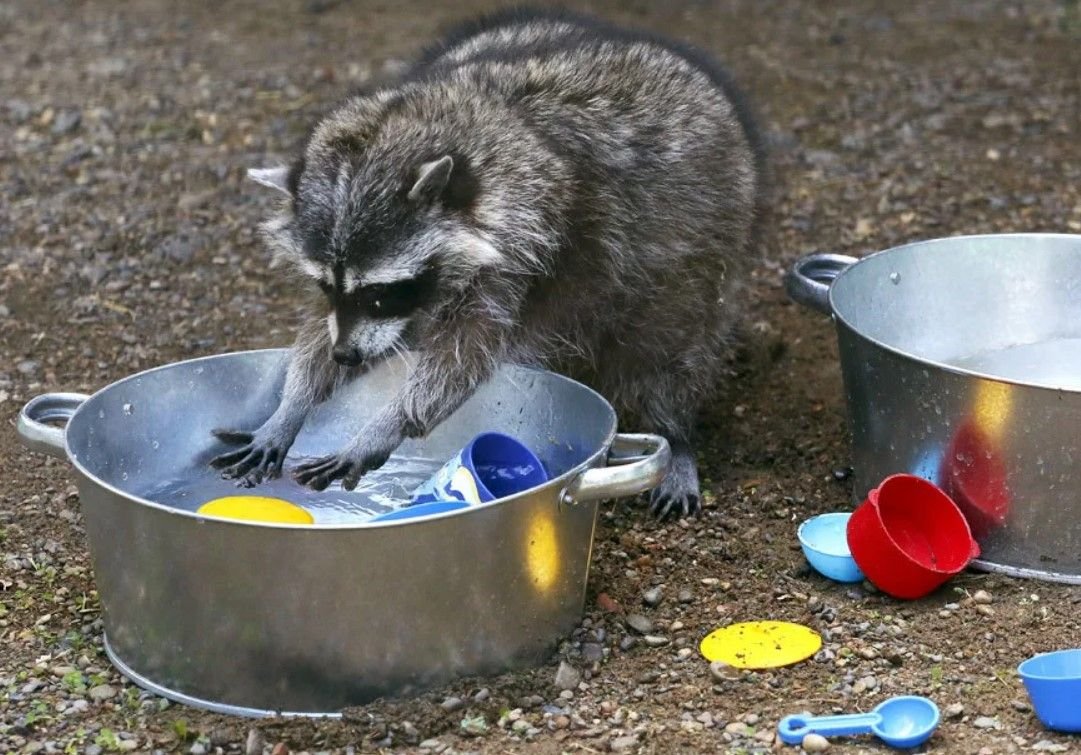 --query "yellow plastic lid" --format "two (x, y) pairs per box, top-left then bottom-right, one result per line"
(197, 496), (314, 525)
(699, 621), (822, 669)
